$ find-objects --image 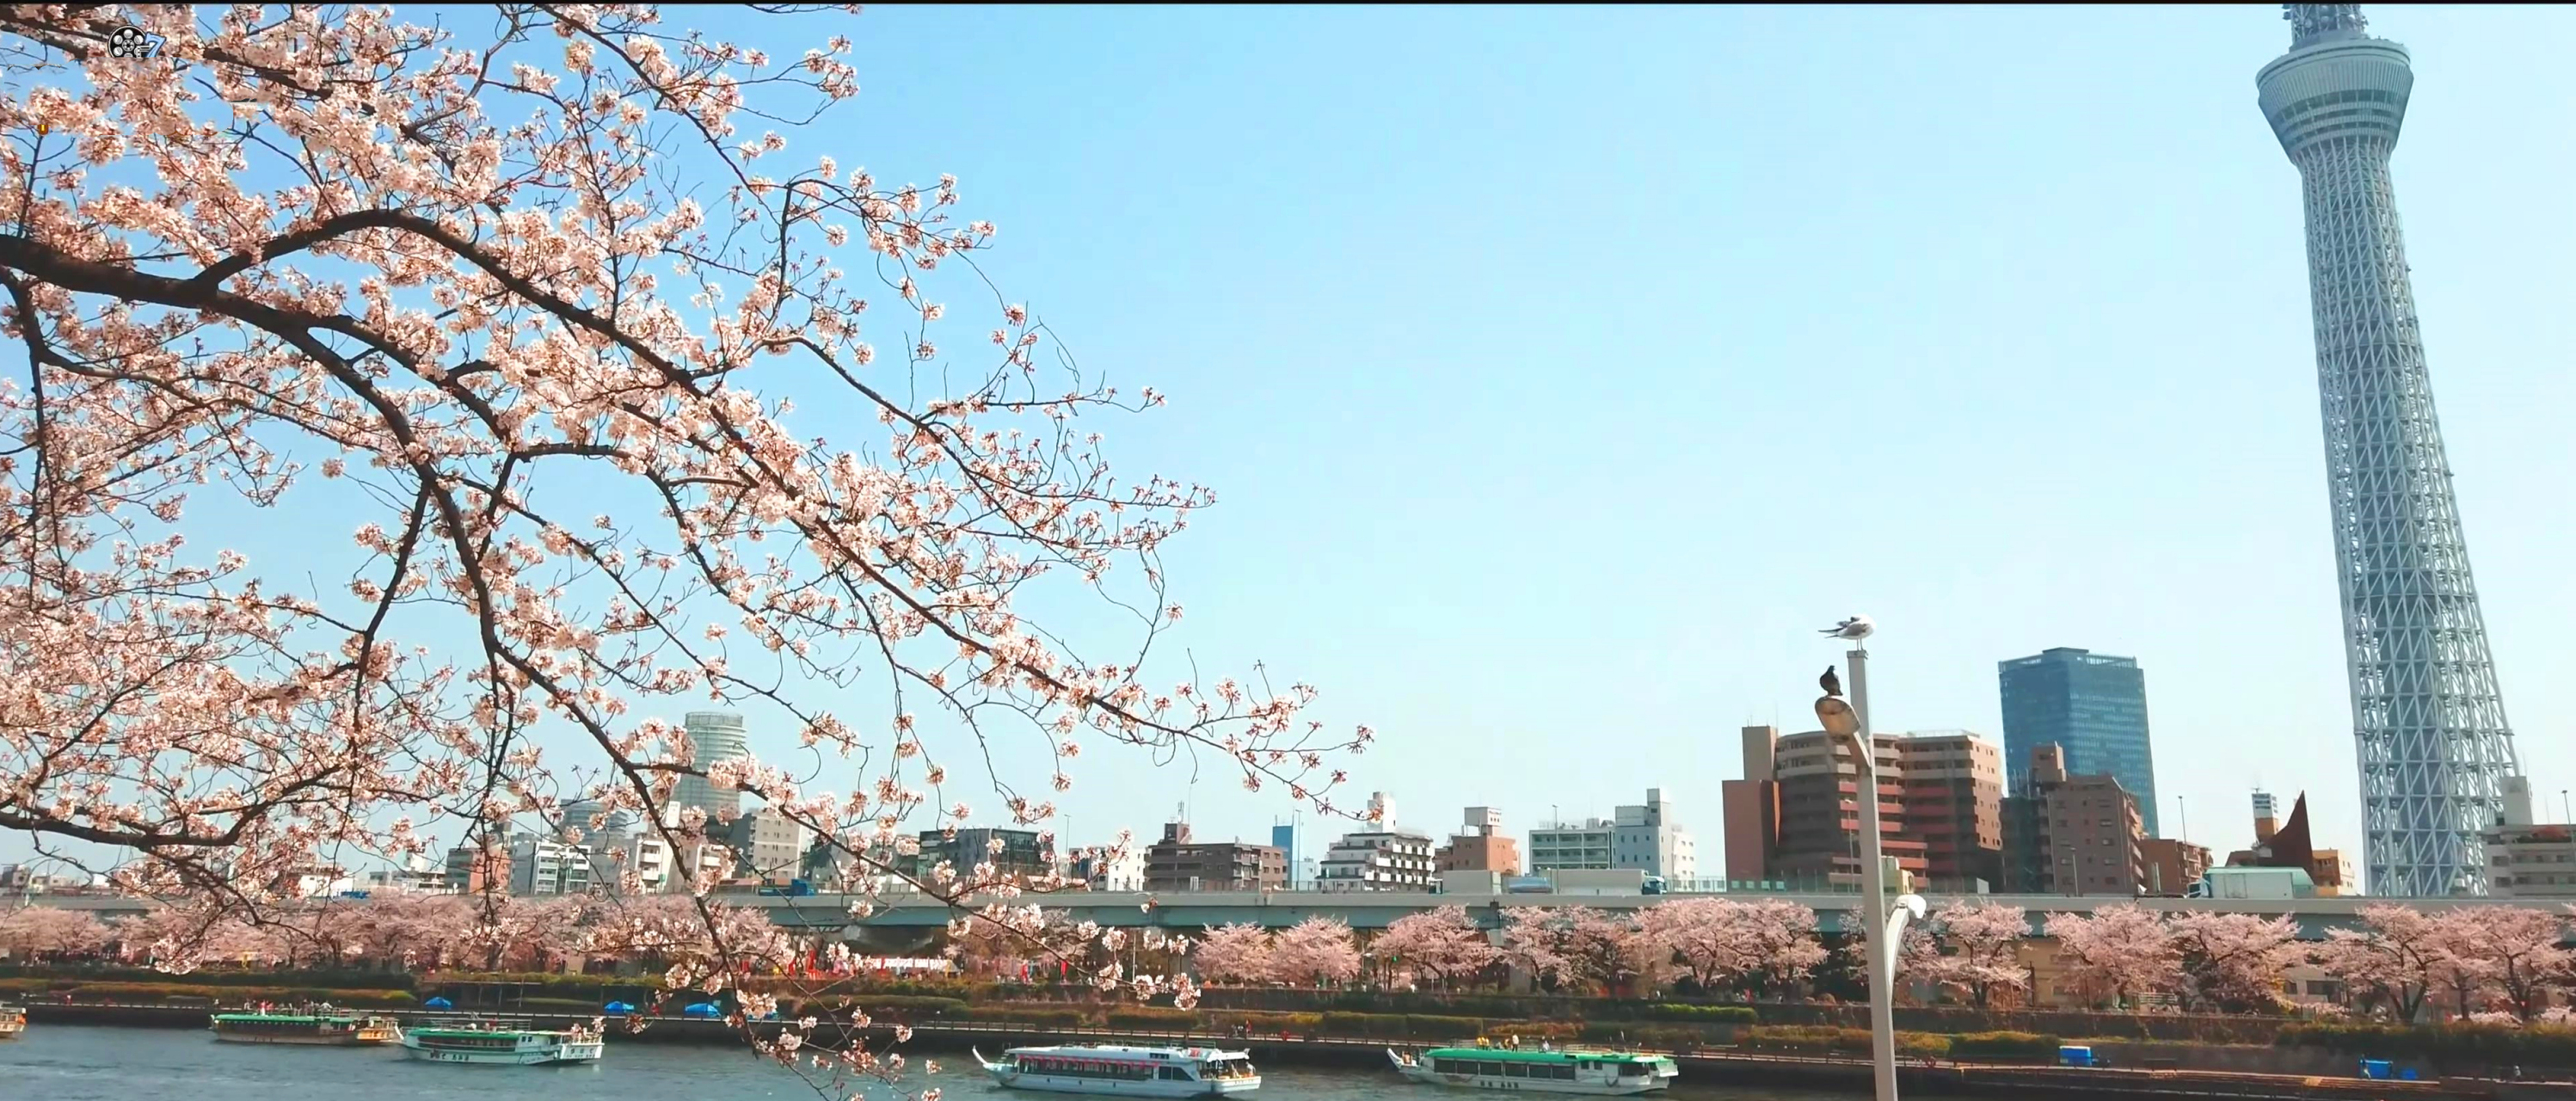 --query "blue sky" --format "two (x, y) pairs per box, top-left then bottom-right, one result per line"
(752, 3), (2574, 873)
(10, 5), (2571, 891)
